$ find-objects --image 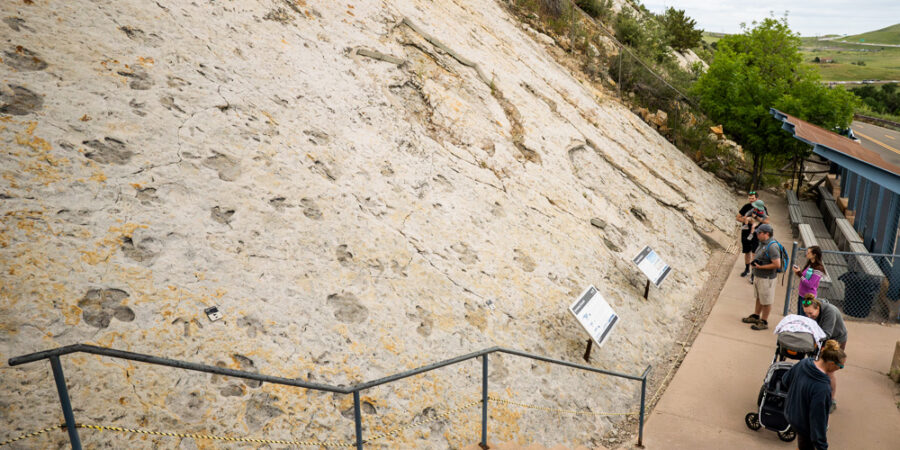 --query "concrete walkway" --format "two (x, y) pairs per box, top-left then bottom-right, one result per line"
(641, 191), (900, 449)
